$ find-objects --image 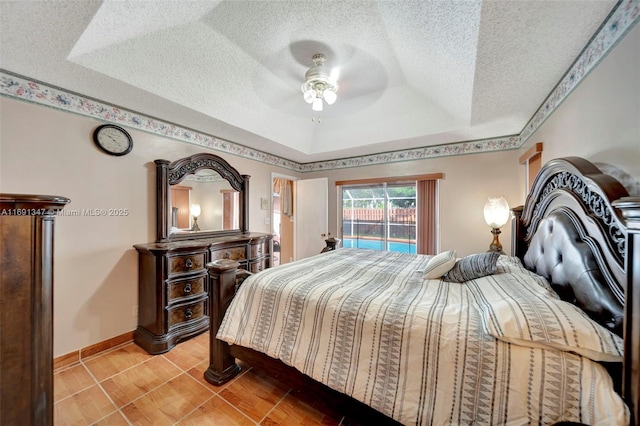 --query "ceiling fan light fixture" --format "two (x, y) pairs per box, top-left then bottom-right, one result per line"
(303, 90), (315, 104)
(323, 89), (337, 105)
(301, 53), (338, 112)
(312, 97), (323, 112)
